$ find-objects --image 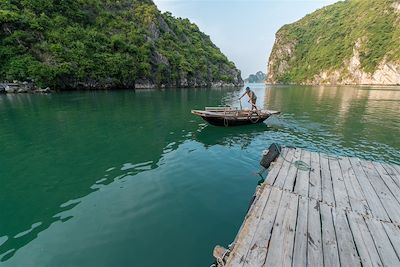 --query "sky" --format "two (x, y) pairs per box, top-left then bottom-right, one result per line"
(153, 0), (338, 78)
